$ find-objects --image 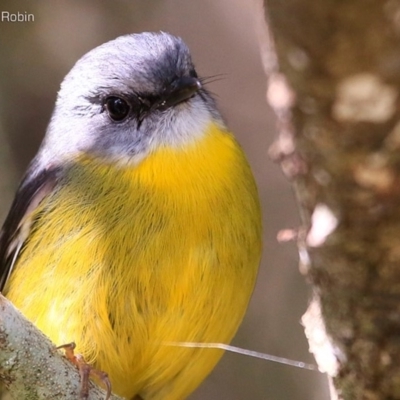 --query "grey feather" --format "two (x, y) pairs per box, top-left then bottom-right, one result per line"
(38, 32), (225, 169)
